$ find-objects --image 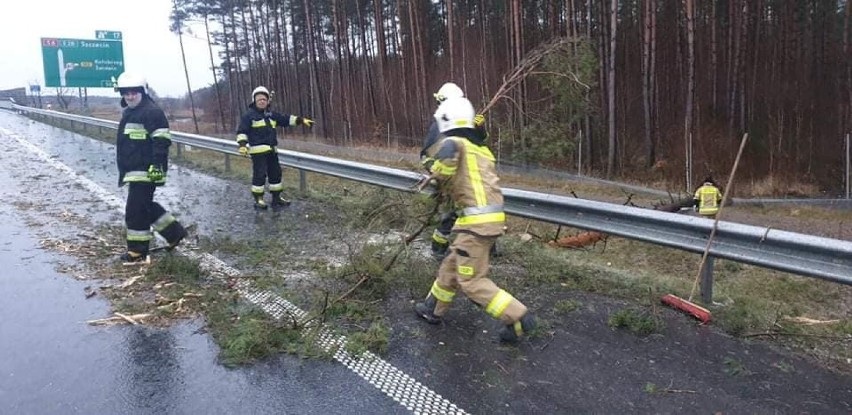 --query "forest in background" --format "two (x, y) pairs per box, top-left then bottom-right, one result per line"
(169, 0), (852, 194)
